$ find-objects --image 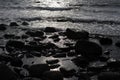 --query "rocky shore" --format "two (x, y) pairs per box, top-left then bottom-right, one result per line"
(0, 22), (120, 80)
